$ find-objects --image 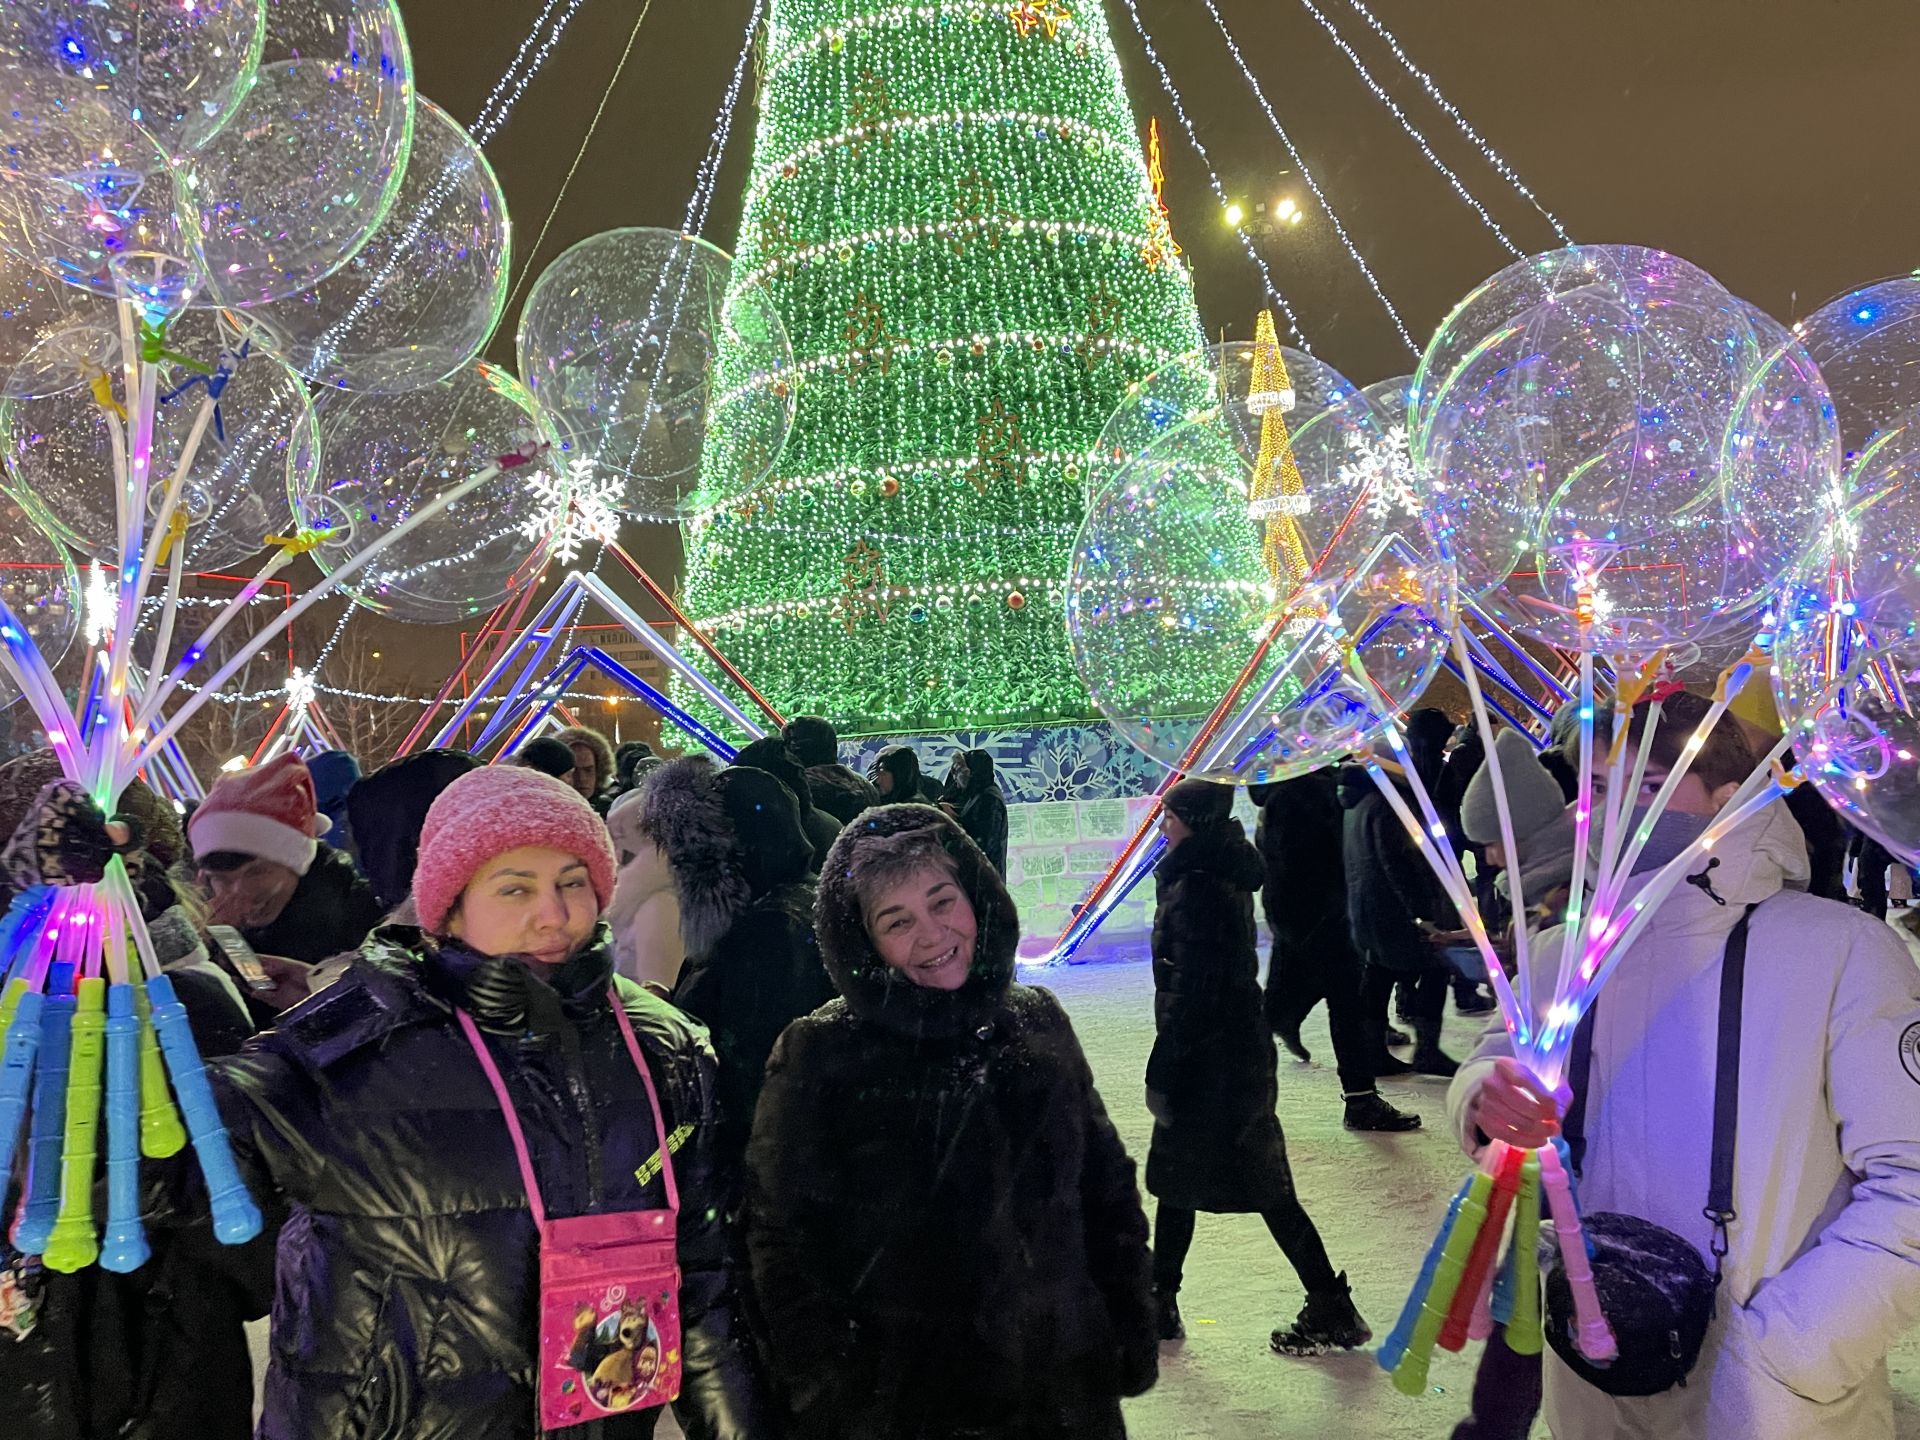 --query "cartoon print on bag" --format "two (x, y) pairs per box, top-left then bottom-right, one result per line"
(562, 1288), (672, 1412)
